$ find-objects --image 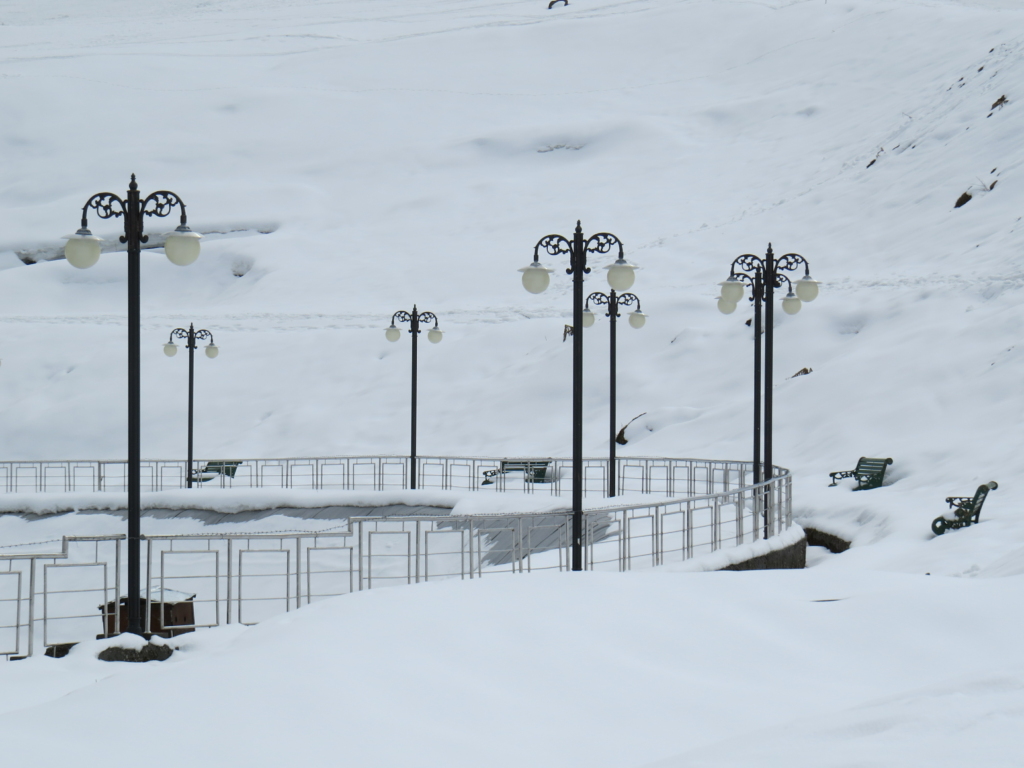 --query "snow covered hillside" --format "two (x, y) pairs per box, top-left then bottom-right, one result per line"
(0, 0), (1022, 765)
